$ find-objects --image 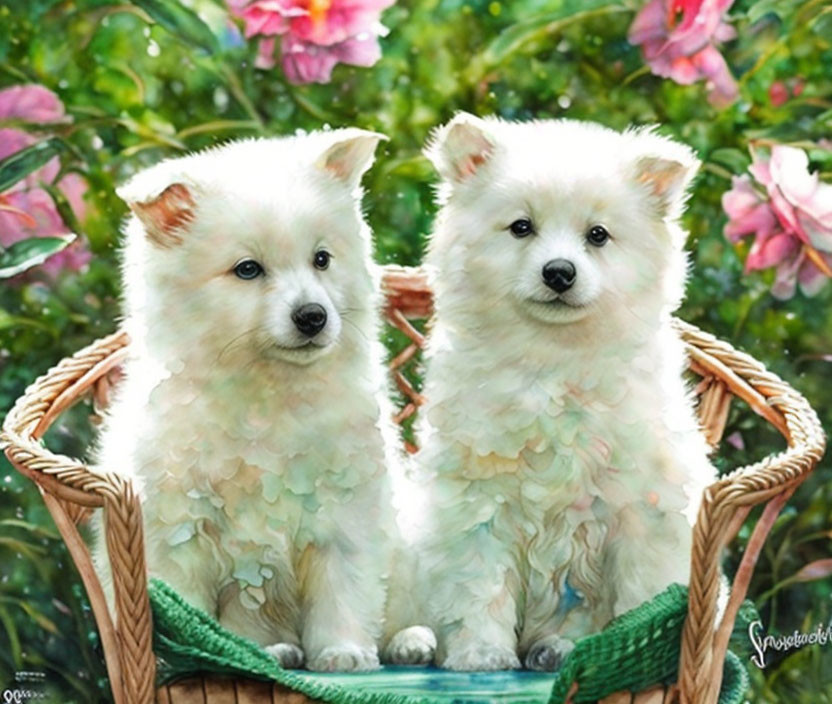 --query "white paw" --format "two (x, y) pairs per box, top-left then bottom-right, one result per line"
(264, 642), (305, 669)
(383, 626), (436, 665)
(441, 644), (520, 671)
(523, 635), (574, 672)
(306, 644), (380, 672)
